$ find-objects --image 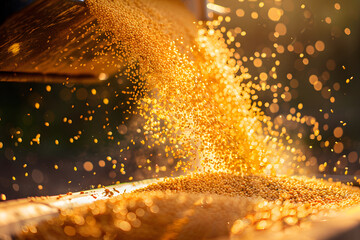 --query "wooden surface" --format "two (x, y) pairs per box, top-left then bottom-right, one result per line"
(0, 0), (200, 84)
(0, 0), (121, 83)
